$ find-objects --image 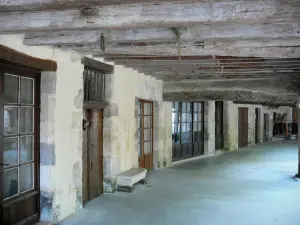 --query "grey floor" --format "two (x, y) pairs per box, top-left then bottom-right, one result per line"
(61, 141), (300, 225)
